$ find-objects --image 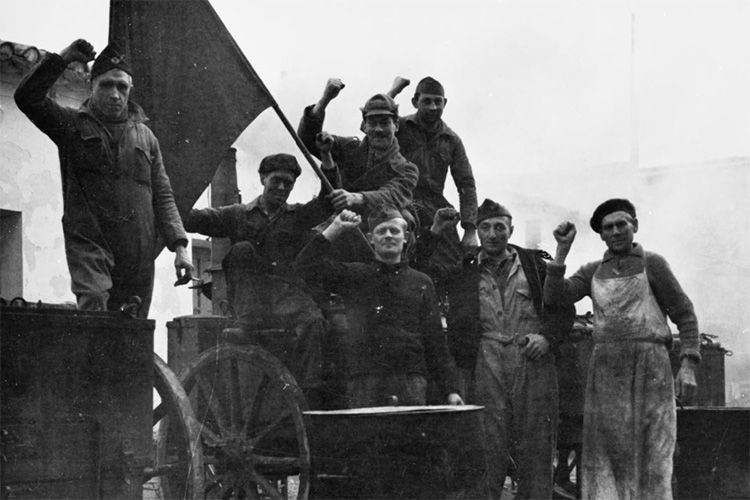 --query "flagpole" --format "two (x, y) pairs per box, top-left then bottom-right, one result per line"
(199, 1), (332, 192)
(202, 1), (373, 254)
